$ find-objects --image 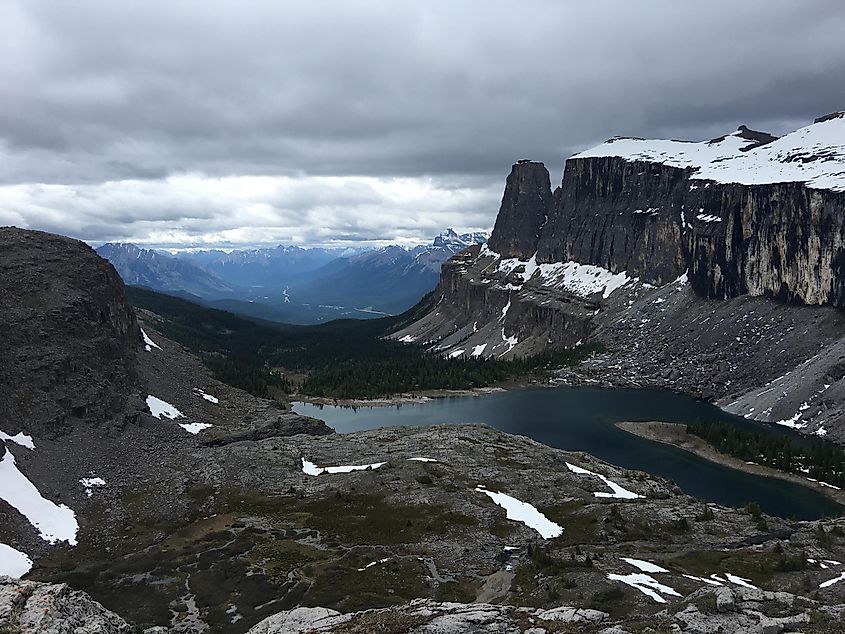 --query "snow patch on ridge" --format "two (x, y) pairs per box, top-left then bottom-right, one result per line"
(0, 429), (34, 450)
(140, 328), (162, 351)
(471, 343), (488, 357)
(302, 458), (386, 476)
(194, 388), (219, 404)
(566, 462), (642, 499)
(475, 486), (563, 539)
(607, 572), (680, 603)
(79, 477), (105, 497)
(179, 422), (213, 434)
(496, 254), (632, 299)
(0, 543), (33, 578)
(573, 116), (845, 192)
(0, 448), (78, 544)
(146, 395), (184, 420)
(621, 558), (668, 573)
